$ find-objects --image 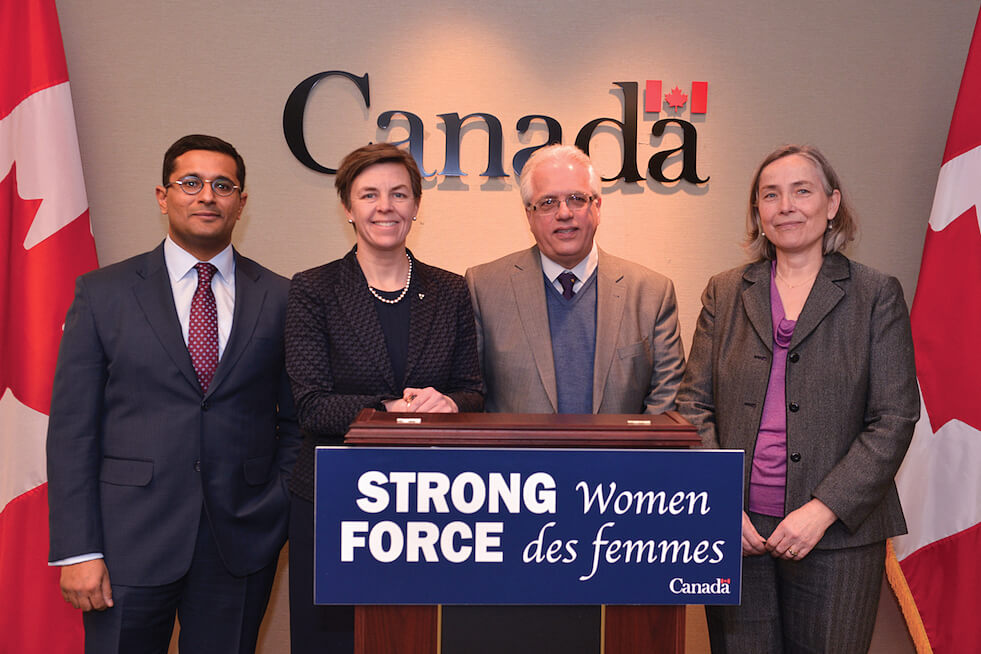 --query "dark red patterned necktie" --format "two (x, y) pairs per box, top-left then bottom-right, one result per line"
(188, 263), (218, 393)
